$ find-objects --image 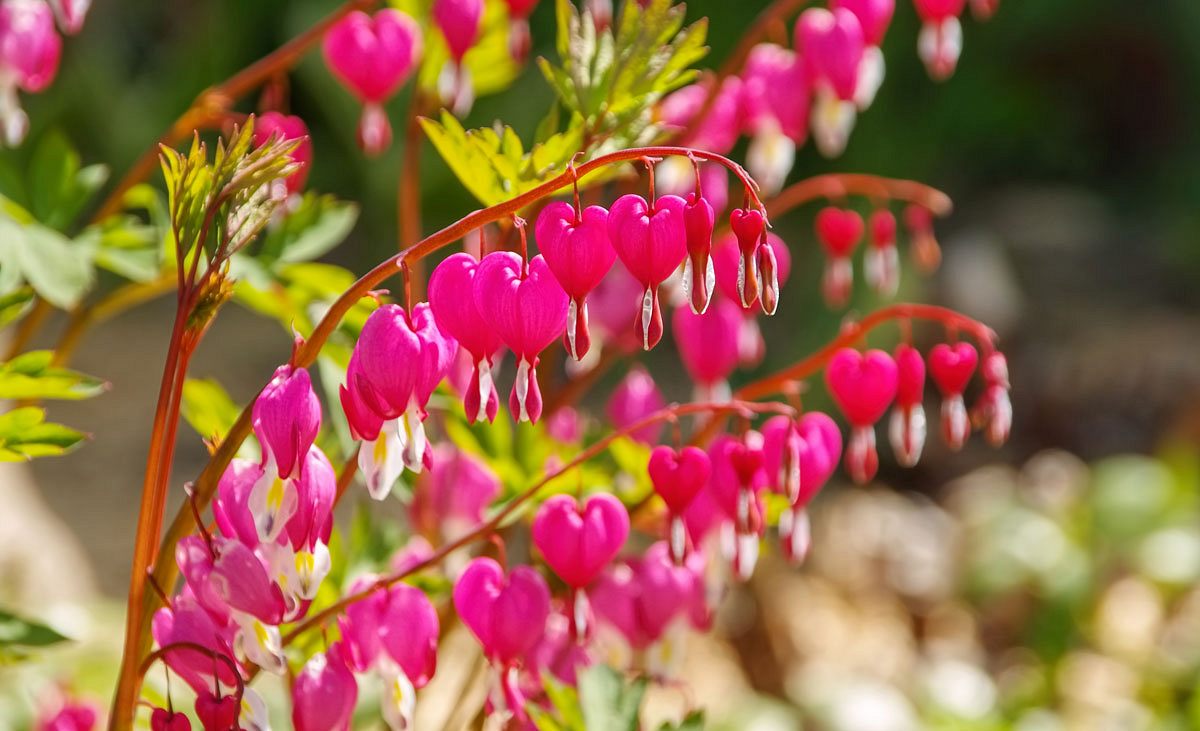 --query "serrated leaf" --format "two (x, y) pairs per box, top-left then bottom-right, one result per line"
(0, 607), (70, 648)
(579, 665), (645, 731)
(180, 378), (242, 444)
(0, 407), (86, 461)
(0, 351), (106, 400)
